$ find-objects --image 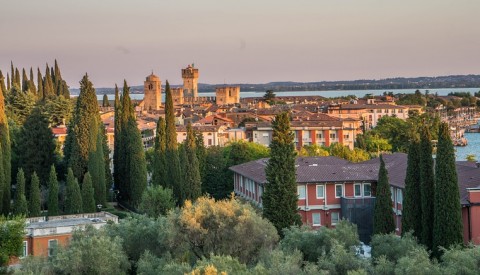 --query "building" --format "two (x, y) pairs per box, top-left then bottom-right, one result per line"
(182, 64), (199, 100)
(176, 125), (229, 147)
(15, 212), (118, 262)
(171, 87), (185, 105)
(216, 86), (240, 105)
(143, 73), (162, 111)
(230, 153), (480, 244)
